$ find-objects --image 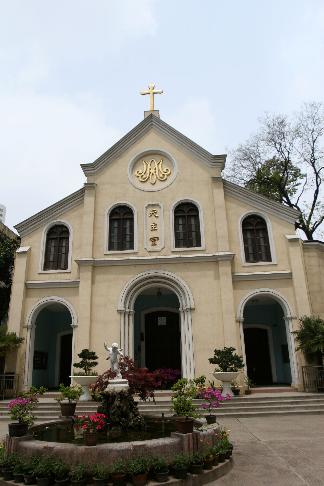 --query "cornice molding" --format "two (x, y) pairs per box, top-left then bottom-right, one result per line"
(303, 241), (324, 252)
(76, 252), (235, 267)
(81, 114), (226, 176)
(233, 271), (292, 281)
(223, 180), (300, 224)
(26, 280), (80, 289)
(16, 246), (31, 254)
(15, 188), (85, 237)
